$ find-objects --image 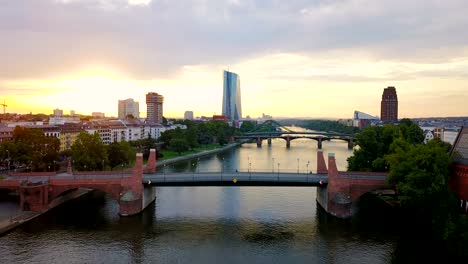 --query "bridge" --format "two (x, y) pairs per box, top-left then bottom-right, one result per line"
(0, 149), (393, 219)
(235, 131), (356, 149)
